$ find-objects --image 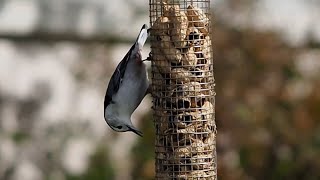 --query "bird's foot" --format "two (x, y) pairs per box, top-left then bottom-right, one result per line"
(145, 85), (152, 96)
(143, 52), (152, 62)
